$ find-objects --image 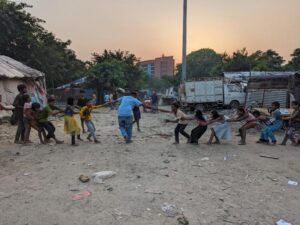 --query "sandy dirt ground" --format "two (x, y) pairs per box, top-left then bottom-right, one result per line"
(0, 108), (299, 225)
